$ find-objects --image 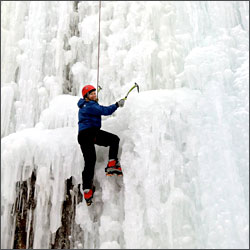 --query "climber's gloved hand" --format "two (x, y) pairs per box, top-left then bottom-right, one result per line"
(115, 99), (125, 108)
